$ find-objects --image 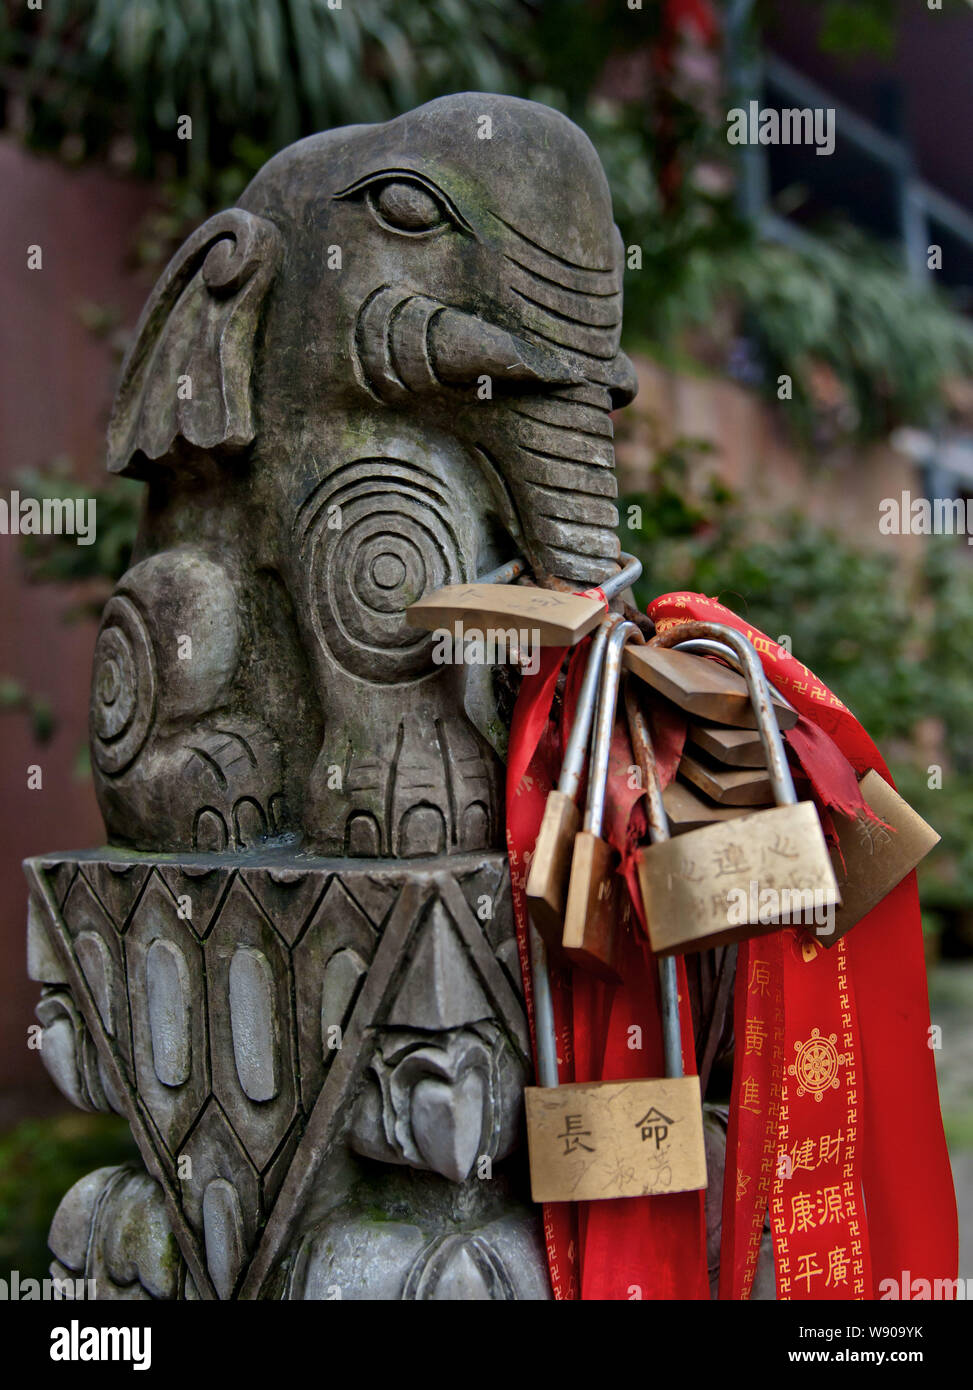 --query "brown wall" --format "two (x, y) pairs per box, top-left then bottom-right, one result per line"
(617, 358), (923, 564)
(0, 140), (154, 1110)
